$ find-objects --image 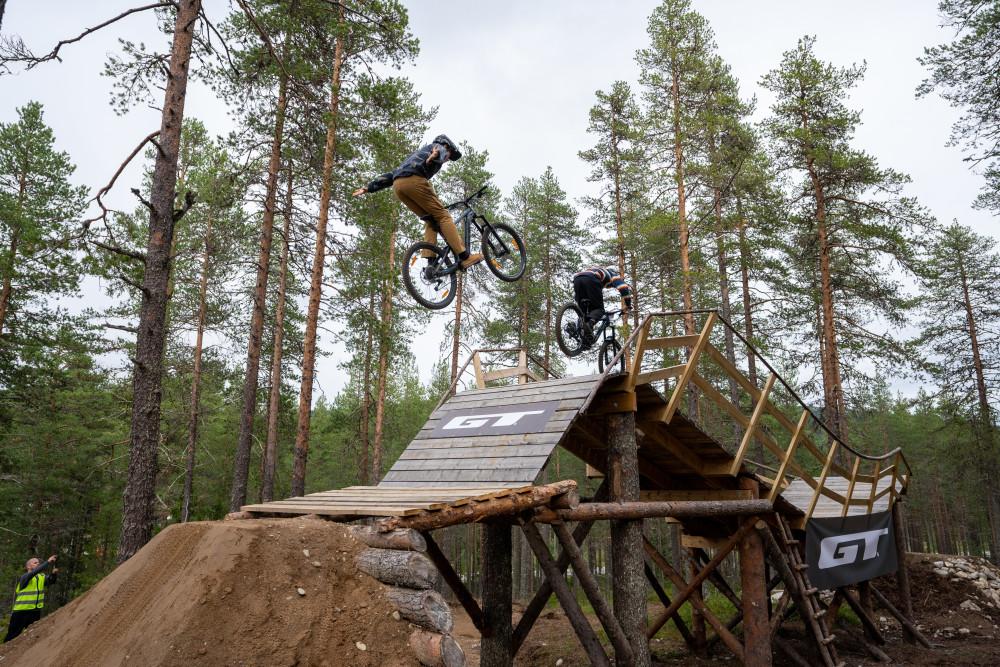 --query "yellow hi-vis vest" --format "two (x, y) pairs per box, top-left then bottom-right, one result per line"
(12, 573), (46, 612)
